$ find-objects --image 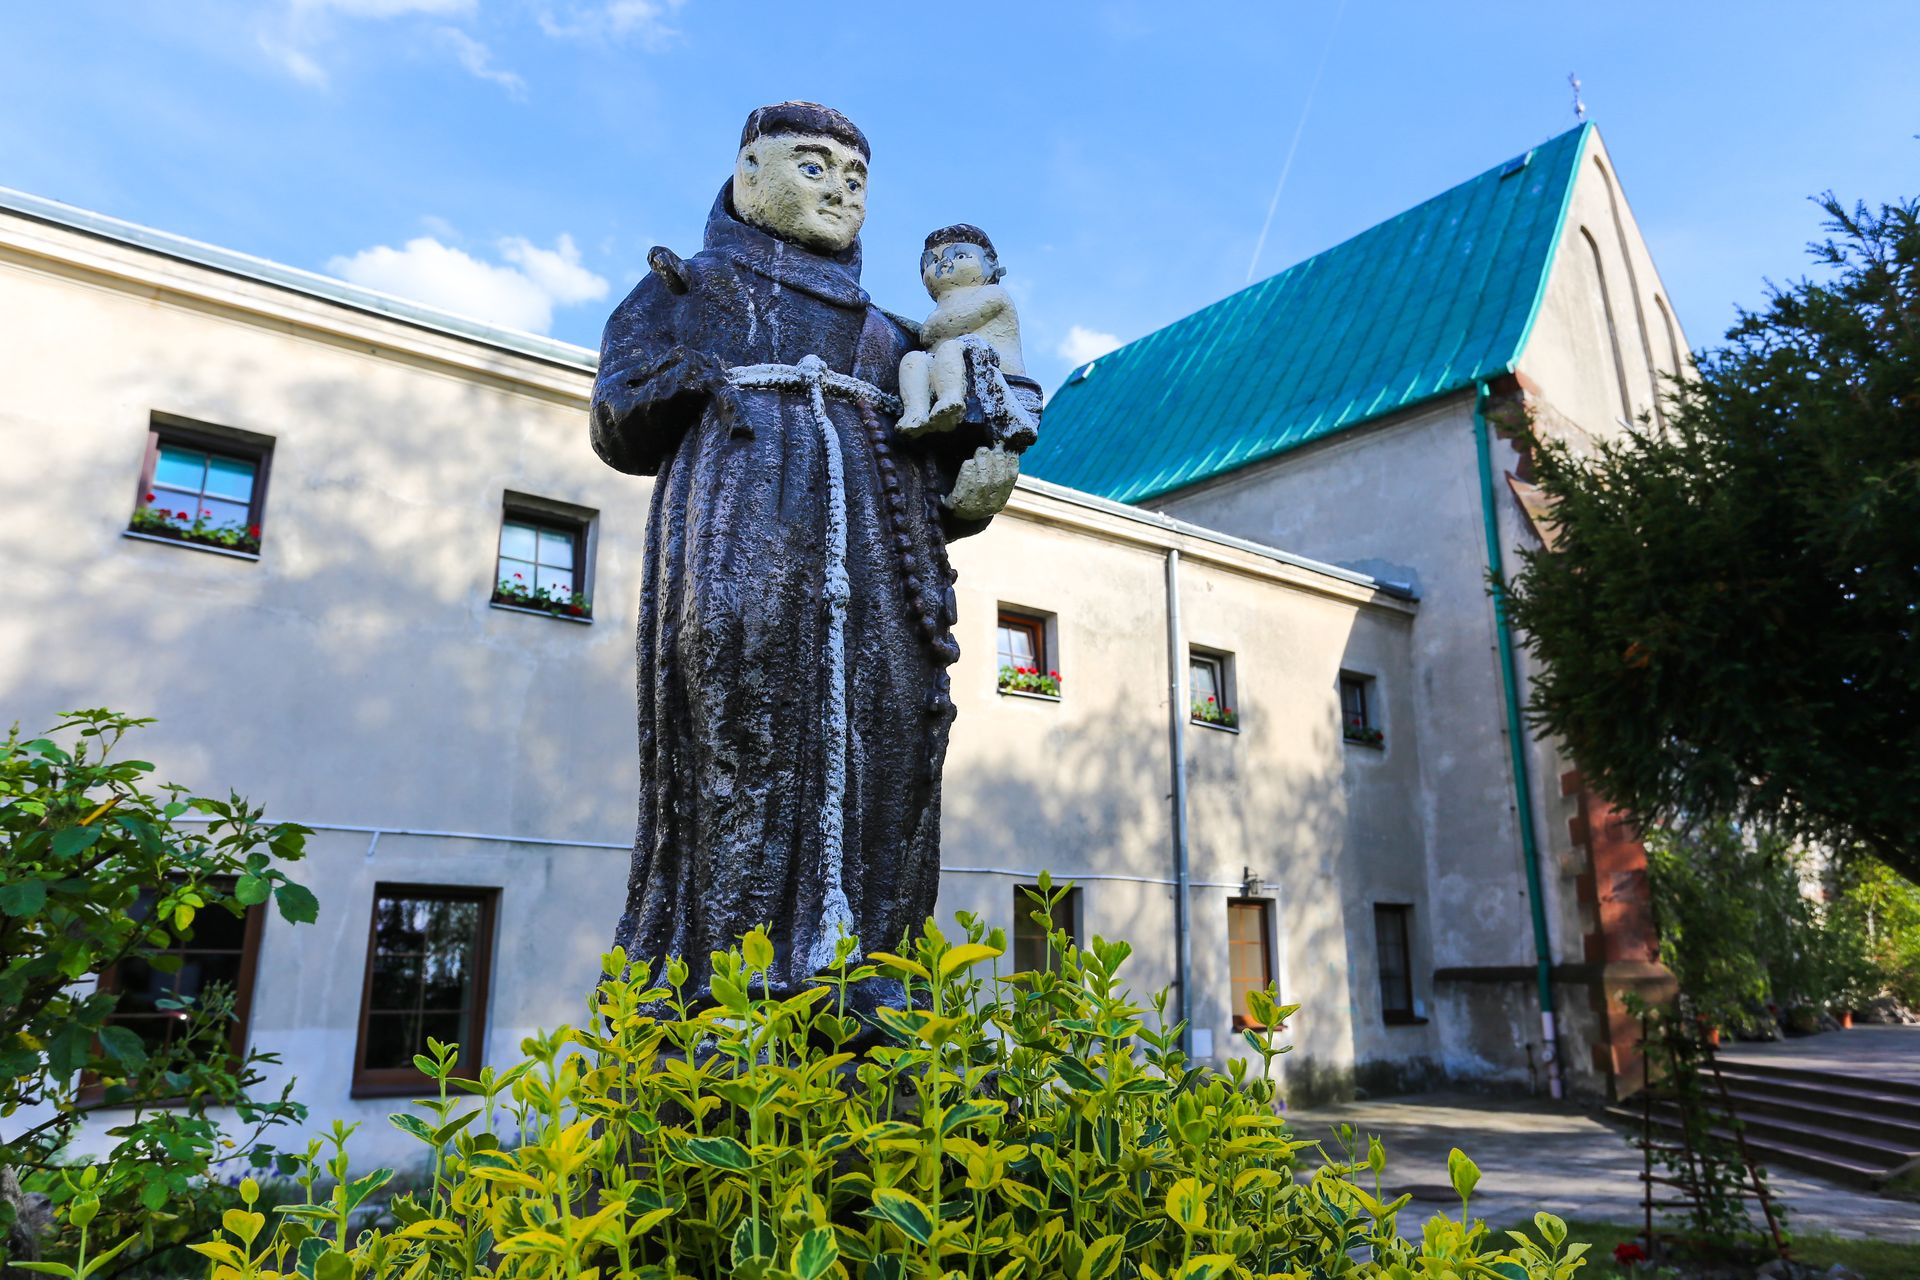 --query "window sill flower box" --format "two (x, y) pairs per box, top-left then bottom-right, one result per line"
(998, 666), (1061, 698)
(127, 502), (261, 555)
(1343, 725), (1385, 749)
(1191, 698), (1238, 731)
(492, 581), (592, 622)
